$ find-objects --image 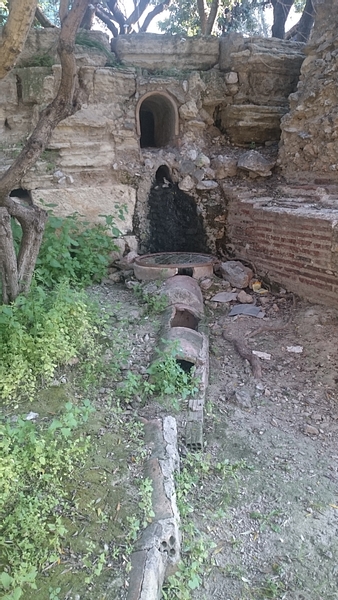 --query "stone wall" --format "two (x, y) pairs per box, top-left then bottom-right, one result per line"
(278, 0), (338, 182)
(0, 28), (305, 256)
